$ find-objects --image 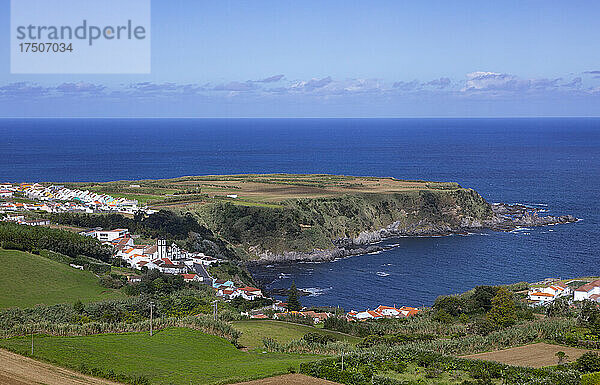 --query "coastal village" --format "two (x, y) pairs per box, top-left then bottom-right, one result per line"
(1, 181), (598, 322)
(0, 183), (155, 216)
(0, 182), (422, 322)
